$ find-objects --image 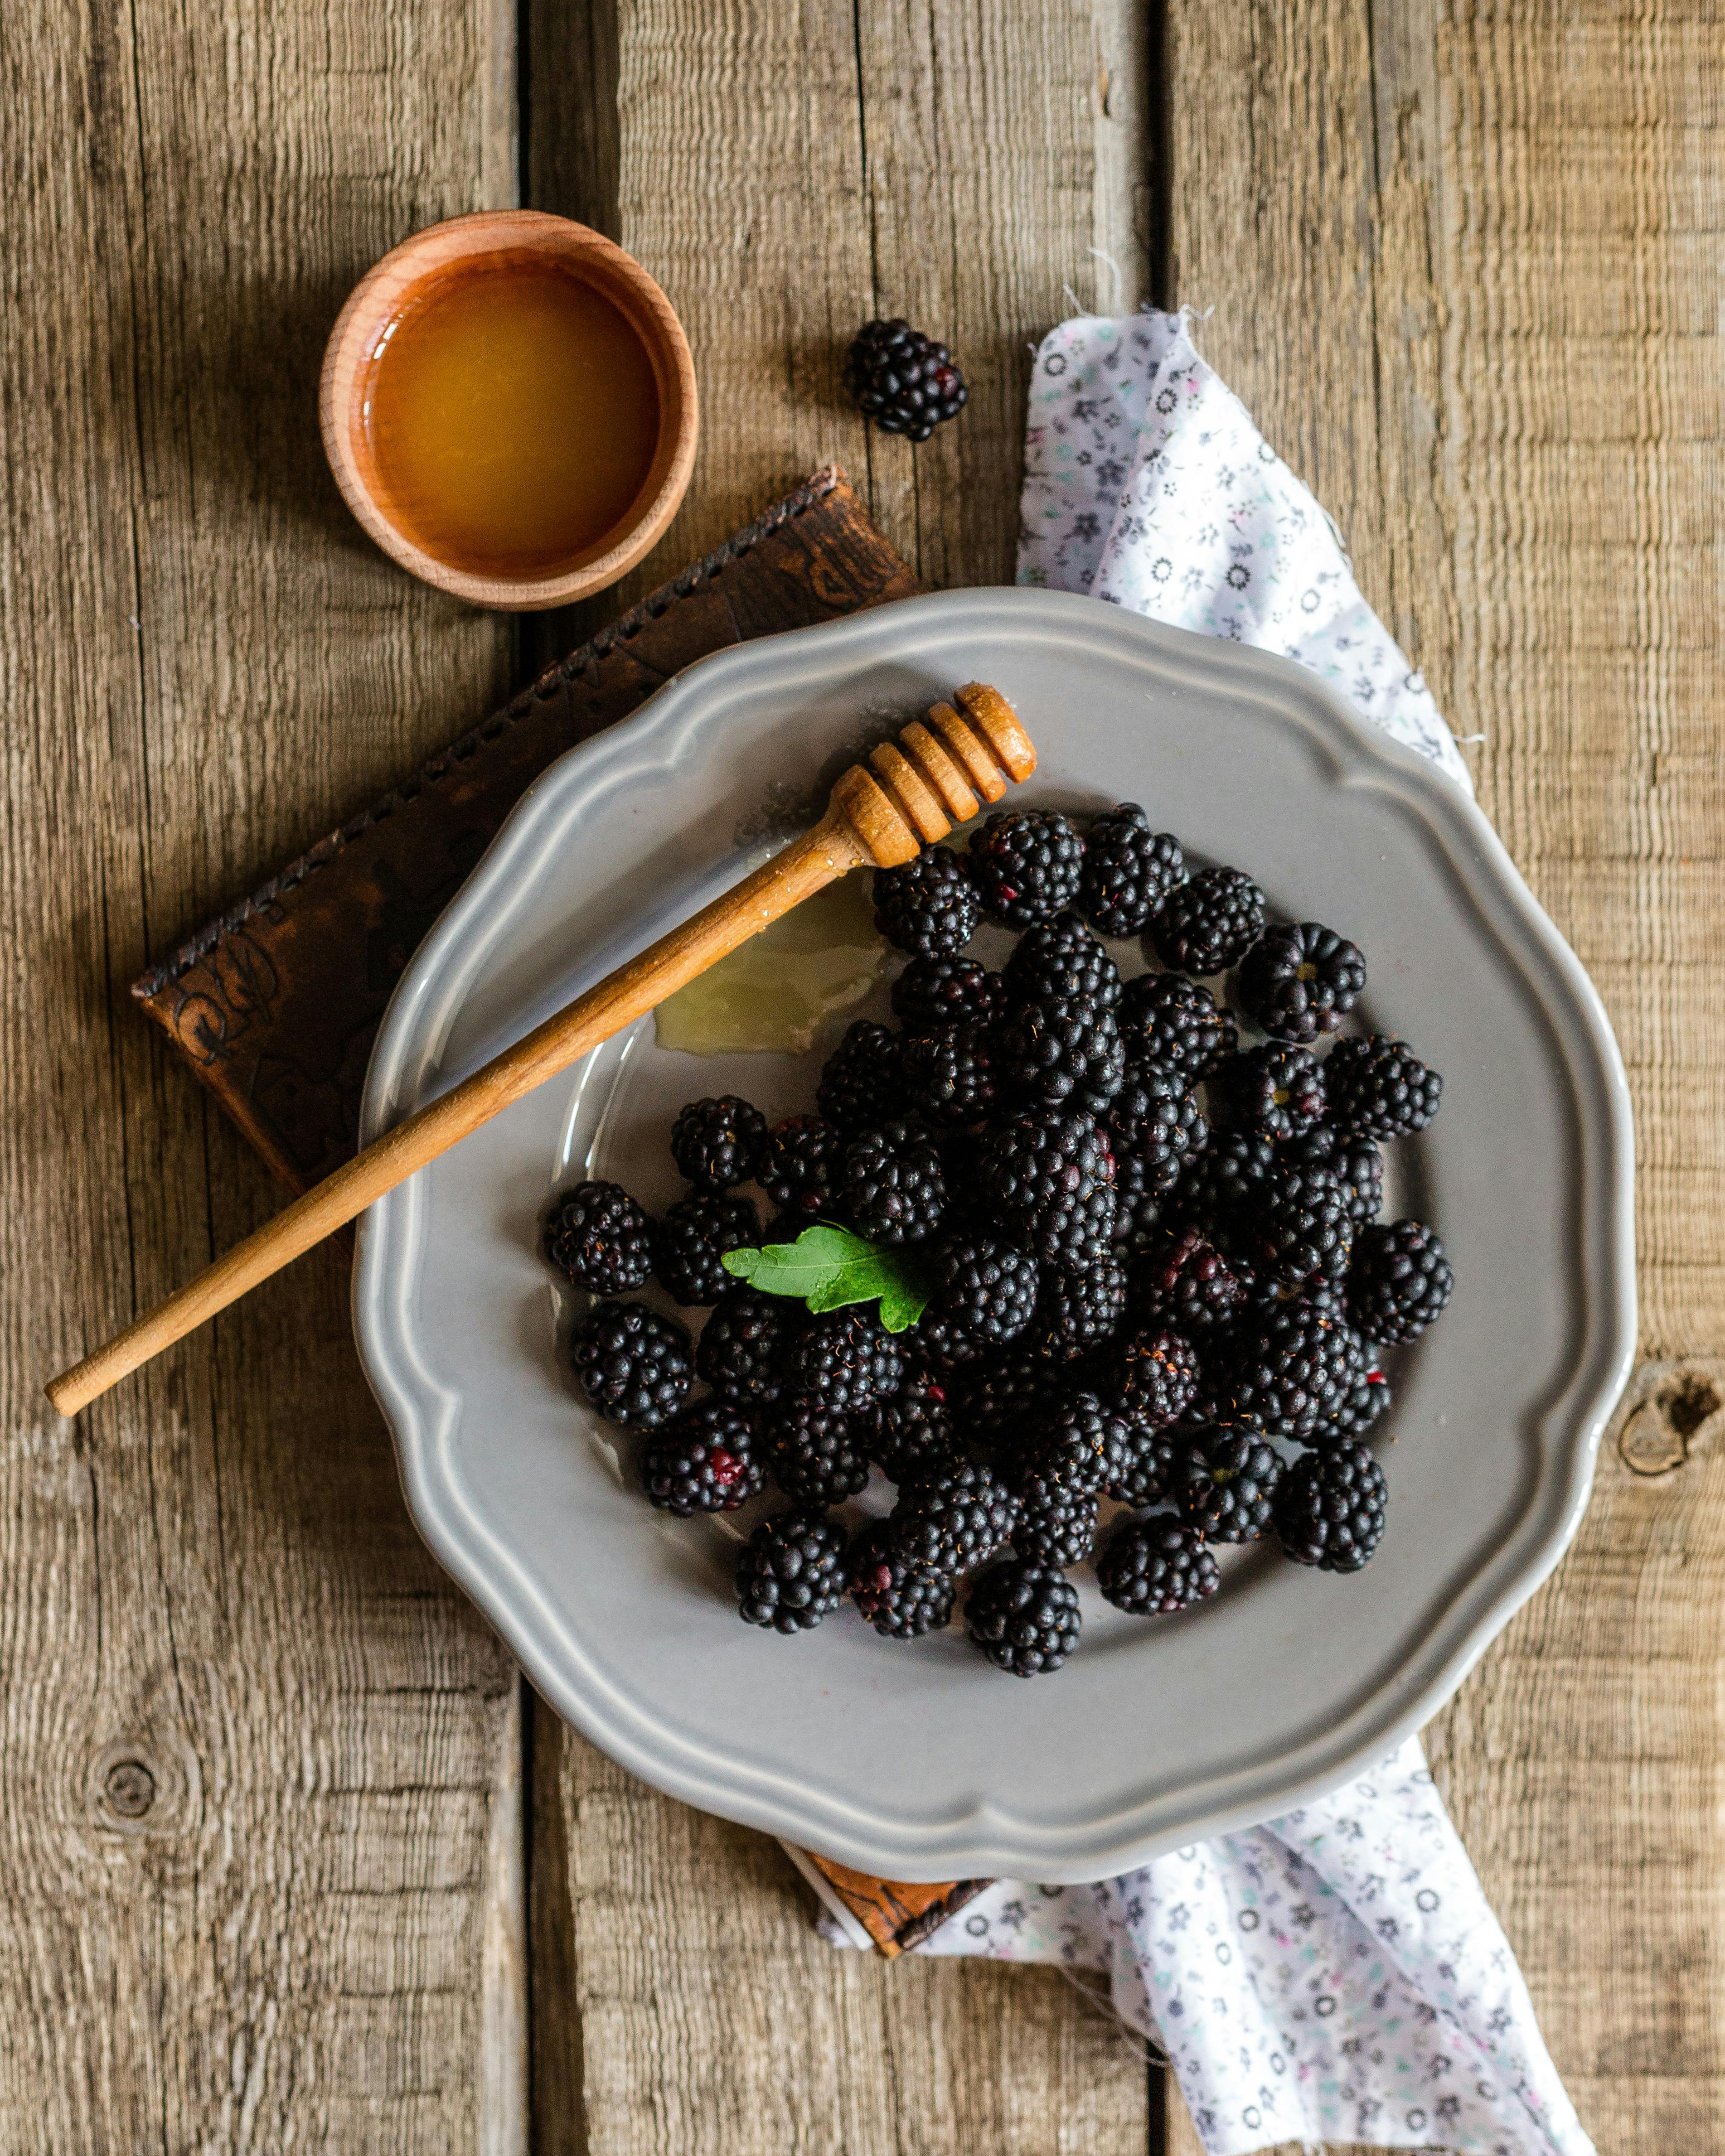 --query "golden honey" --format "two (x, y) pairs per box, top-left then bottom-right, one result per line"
(361, 256), (660, 580)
